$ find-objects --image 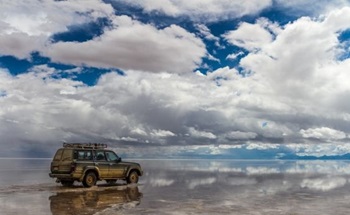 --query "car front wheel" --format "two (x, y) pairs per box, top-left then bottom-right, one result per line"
(83, 172), (97, 187)
(127, 171), (139, 184)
